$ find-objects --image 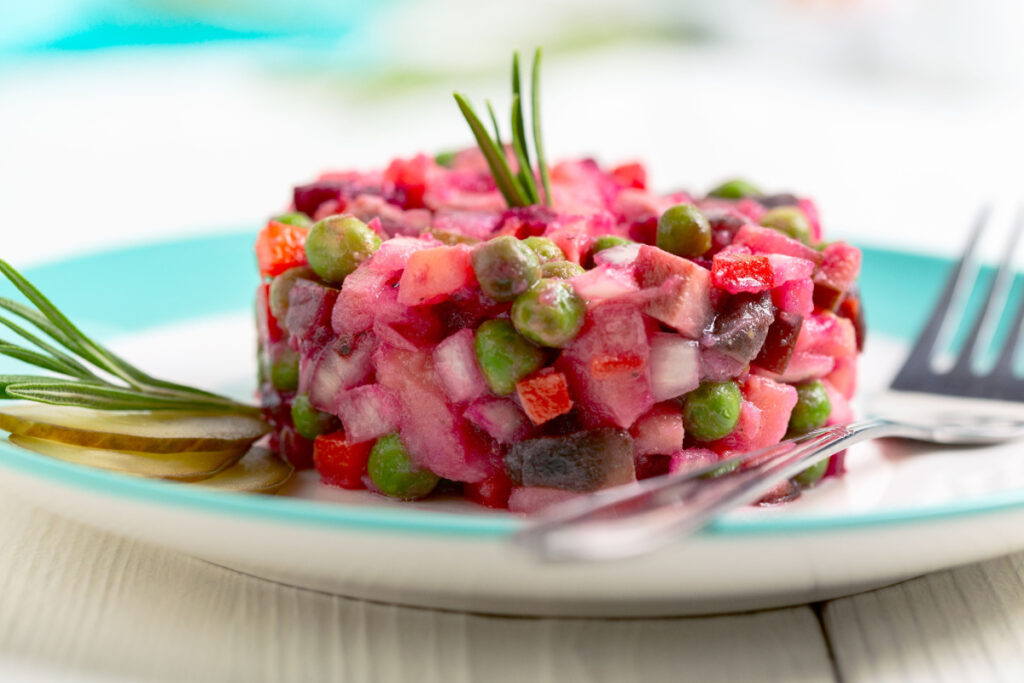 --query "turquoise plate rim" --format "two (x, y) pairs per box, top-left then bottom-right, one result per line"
(0, 230), (1013, 539)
